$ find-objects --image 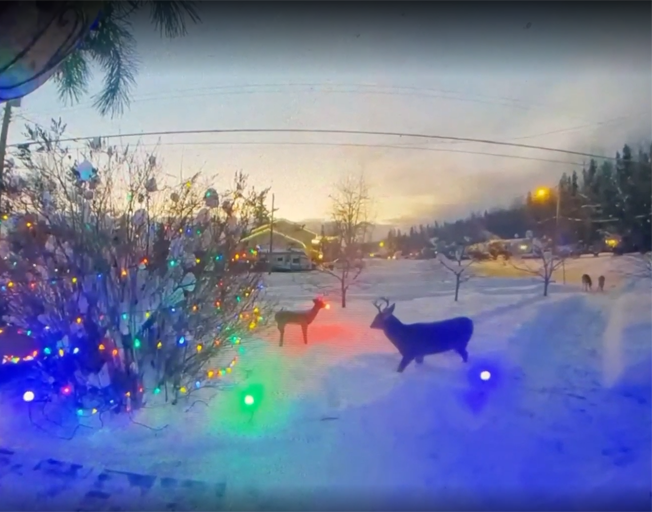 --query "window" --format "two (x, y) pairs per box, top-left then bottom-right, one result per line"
(291, 257), (300, 264)
(276, 256), (284, 262)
